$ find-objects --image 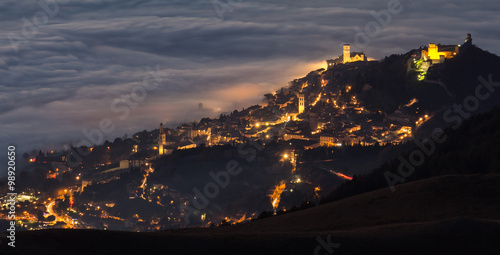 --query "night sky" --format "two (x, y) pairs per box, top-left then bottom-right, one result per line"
(1, 0), (499, 170)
